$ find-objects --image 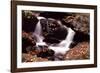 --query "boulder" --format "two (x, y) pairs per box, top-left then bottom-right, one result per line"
(63, 13), (90, 34)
